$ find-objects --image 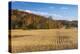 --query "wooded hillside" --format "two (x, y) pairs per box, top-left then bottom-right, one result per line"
(9, 9), (78, 29)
